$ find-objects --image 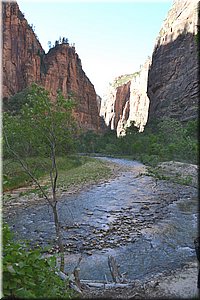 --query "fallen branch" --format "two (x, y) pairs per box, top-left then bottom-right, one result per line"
(80, 281), (134, 289)
(56, 269), (82, 294)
